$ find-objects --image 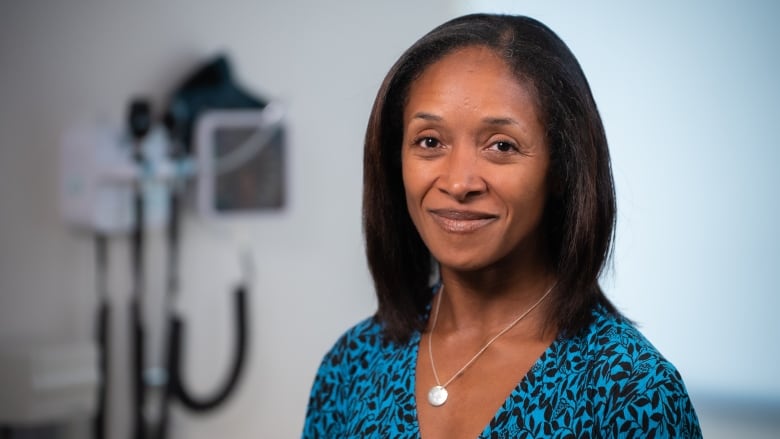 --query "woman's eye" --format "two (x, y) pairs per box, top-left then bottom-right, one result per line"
(491, 141), (516, 152)
(417, 137), (440, 148)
